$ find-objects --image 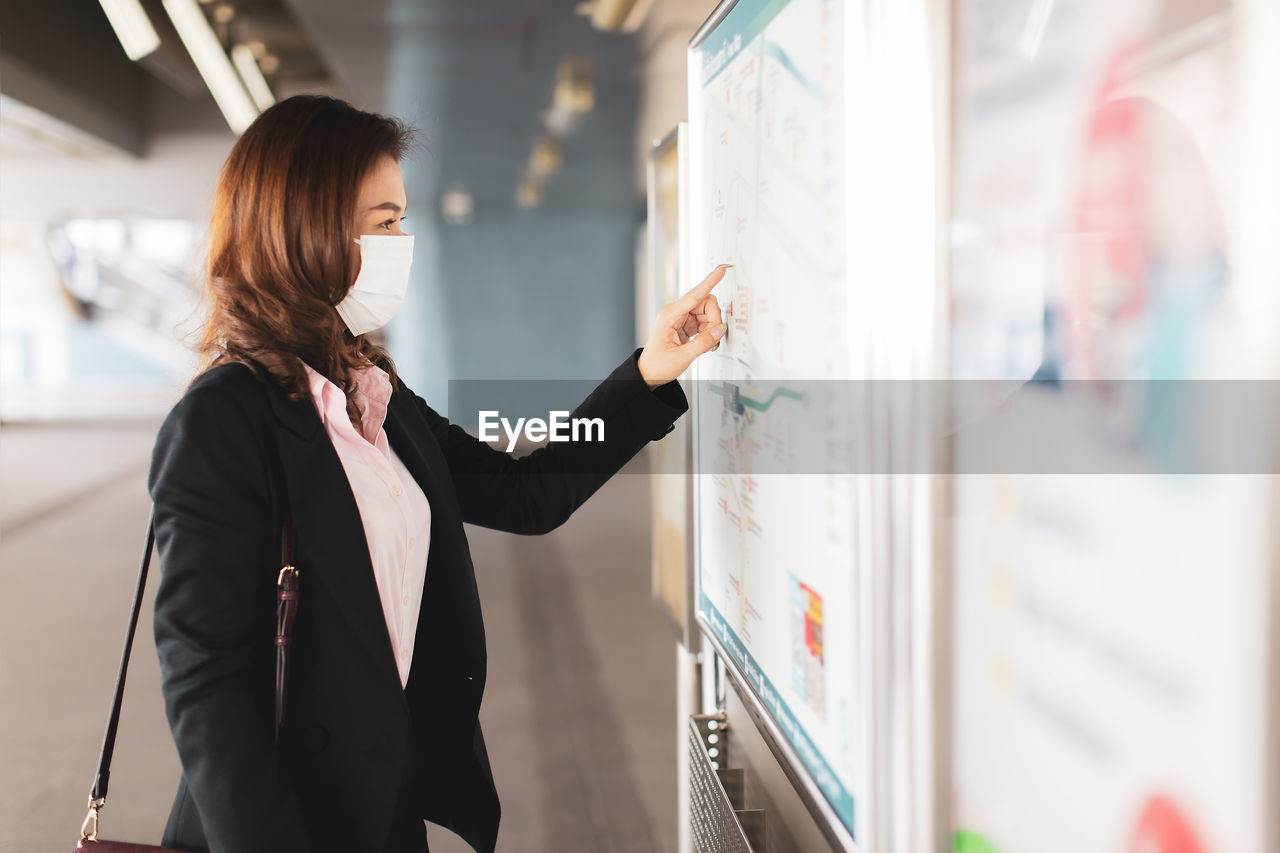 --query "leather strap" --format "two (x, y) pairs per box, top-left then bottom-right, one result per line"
(274, 514), (299, 740)
(87, 514), (297, 805)
(88, 521), (155, 804)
